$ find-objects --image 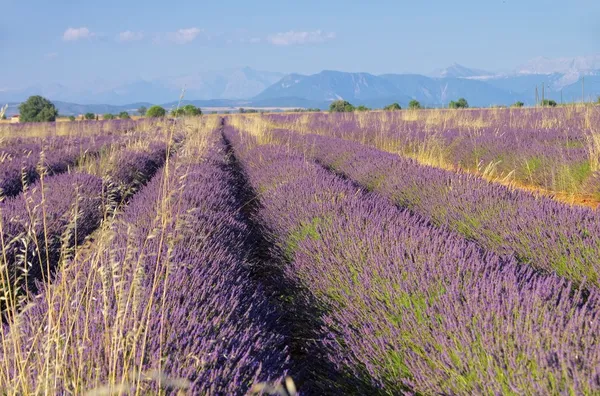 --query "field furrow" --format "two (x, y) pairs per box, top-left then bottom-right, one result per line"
(0, 131), (174, 317)
(0, 122), (291, 394)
